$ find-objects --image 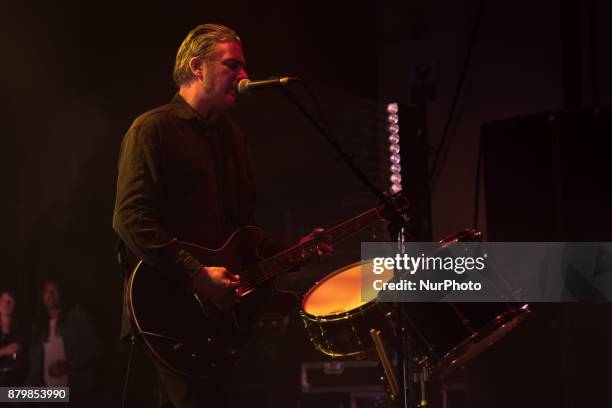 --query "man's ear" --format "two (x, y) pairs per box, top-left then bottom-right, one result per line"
(188, 56), (205, 81)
